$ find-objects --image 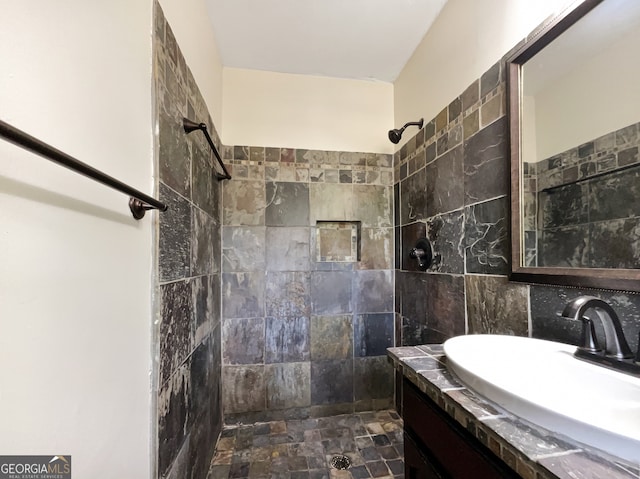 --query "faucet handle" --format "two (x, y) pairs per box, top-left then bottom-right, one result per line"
(578, 316), (603, 354)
